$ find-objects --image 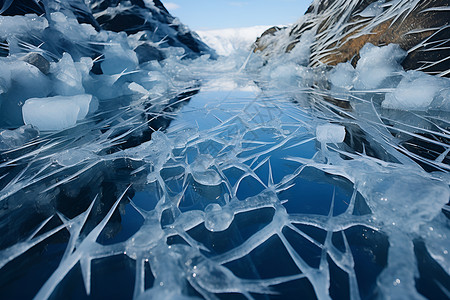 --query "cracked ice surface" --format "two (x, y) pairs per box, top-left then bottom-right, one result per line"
(1, 51), (450, 300)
